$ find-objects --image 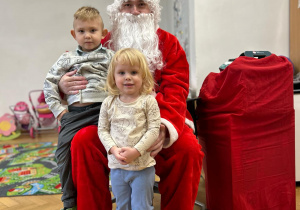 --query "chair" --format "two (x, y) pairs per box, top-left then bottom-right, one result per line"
(197, 53), (295, 209)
